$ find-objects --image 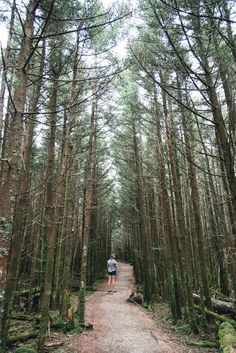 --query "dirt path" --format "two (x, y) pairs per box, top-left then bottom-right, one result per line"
(60, 264), (218, 353)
